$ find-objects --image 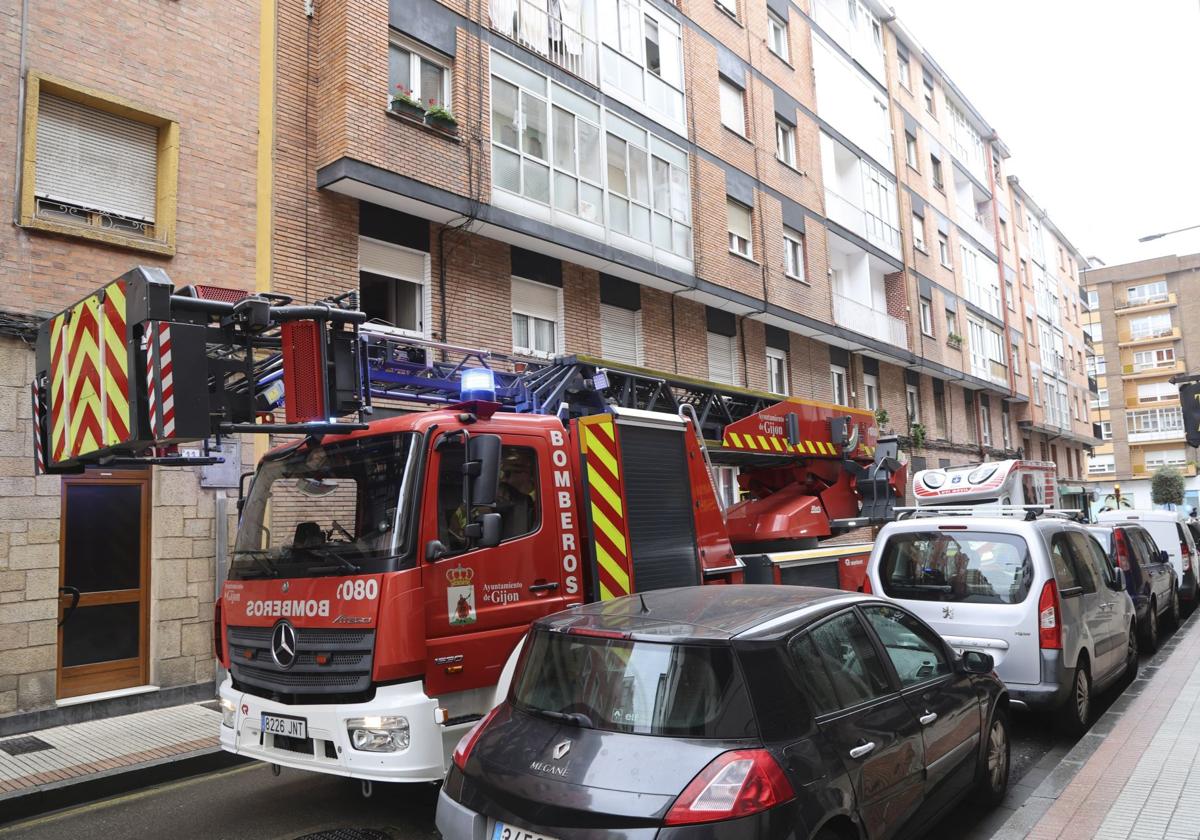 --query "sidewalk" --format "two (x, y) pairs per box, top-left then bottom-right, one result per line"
(0, 702), (243, 824)
(994, 613), (1200, 840)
